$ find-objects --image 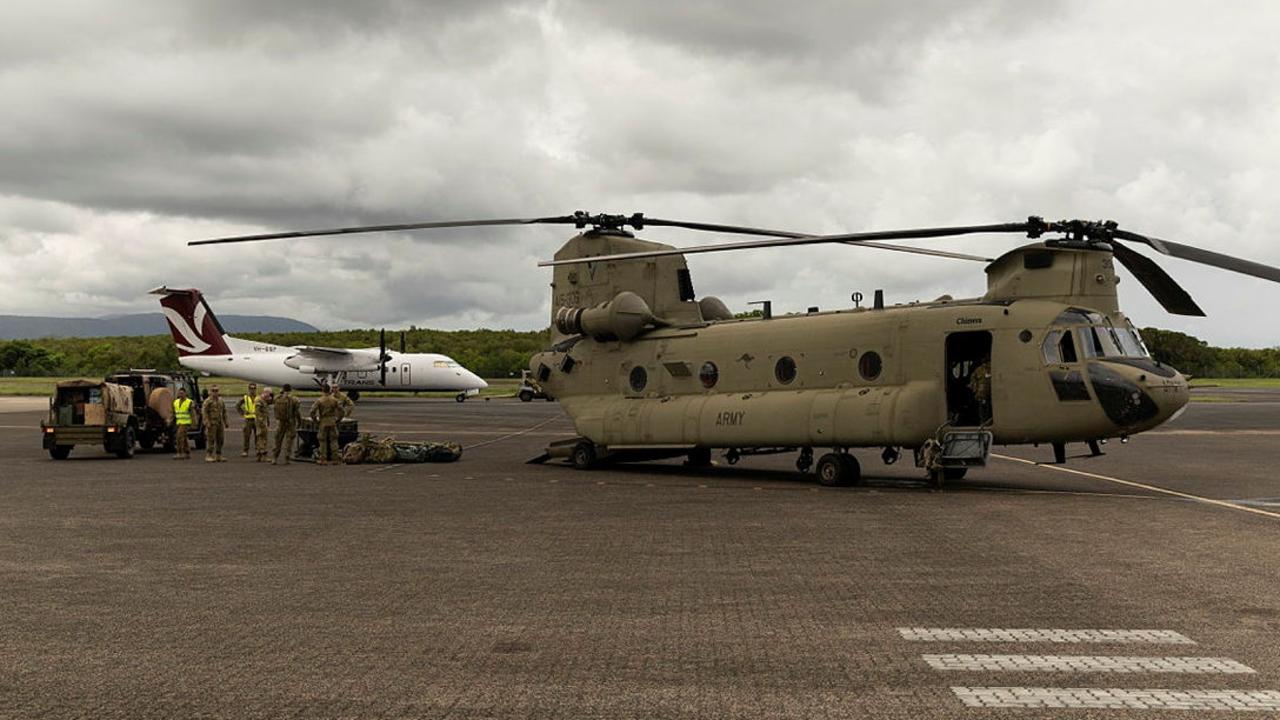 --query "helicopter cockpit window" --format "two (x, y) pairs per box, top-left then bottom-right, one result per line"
(1042, 330), (1078, 364)
(1053, 309), (1092, 325)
